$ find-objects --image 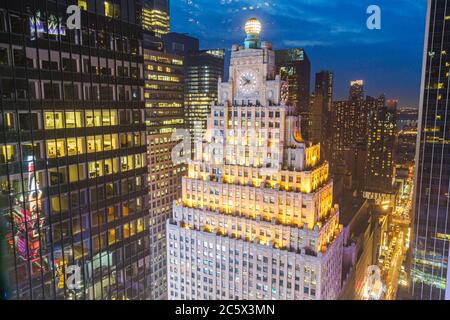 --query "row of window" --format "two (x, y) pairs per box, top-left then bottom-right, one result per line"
(1, 79), (142, 101)
(1, 8), (141, 54)
(1, 110), (143, 131)
(0, 47), (142, 79)
(0, 138), (144, 164)
(213, 111), (282, 118)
